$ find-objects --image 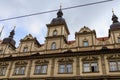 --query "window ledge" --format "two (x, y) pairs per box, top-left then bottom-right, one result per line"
(34, 73), (47, 75)
(58, 72), (73, 74)
(12, 74), (25, 76)
(82, 71), (99, 73)
(109, 71), (120, 72)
